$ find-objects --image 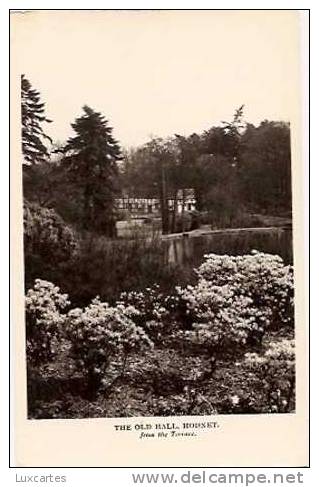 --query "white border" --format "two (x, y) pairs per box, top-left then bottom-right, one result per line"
(2, 2), (314, 485)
